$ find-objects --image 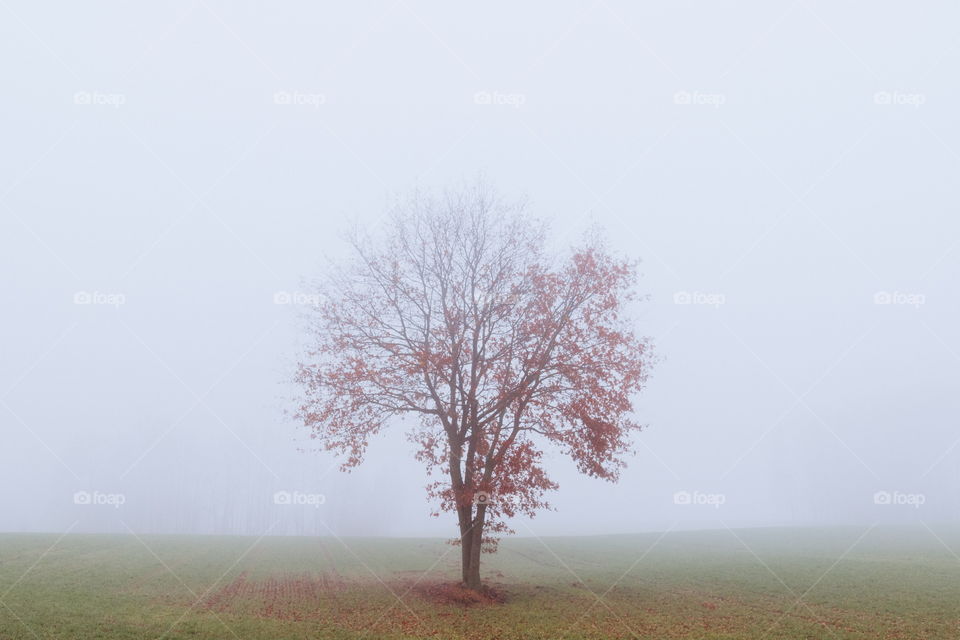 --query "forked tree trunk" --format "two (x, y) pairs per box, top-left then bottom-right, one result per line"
(457, 503), (486, 590)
